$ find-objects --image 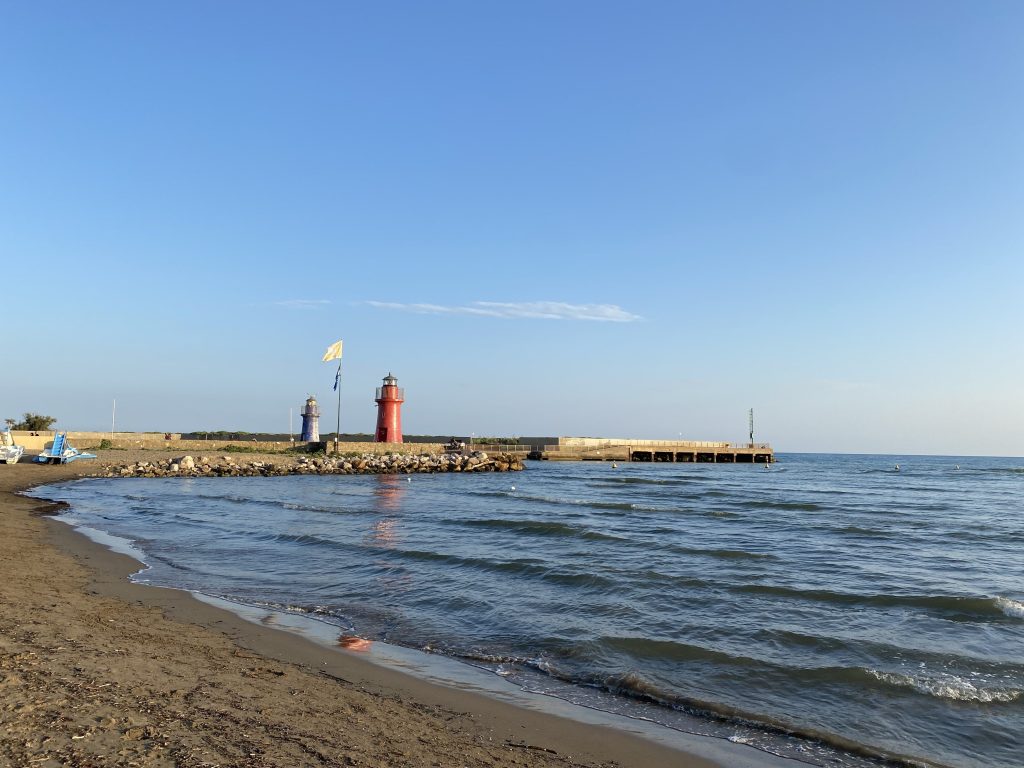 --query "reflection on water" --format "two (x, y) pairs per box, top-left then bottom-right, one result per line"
(373, 474), (406, 512)
(368, 475), (410, 592)
(366, 476), (405, 549)
(369, 518), (398, 547)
